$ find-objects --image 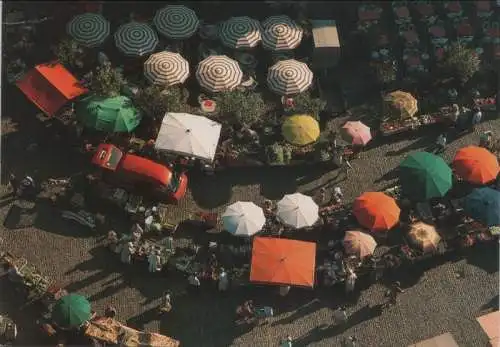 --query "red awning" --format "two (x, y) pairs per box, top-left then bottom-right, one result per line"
(16, 62), (87, 116)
